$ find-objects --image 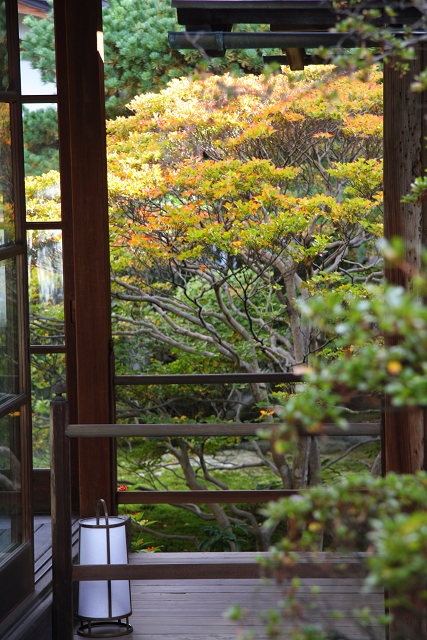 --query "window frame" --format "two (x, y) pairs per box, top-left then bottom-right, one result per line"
(0, 0), (34, 621)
